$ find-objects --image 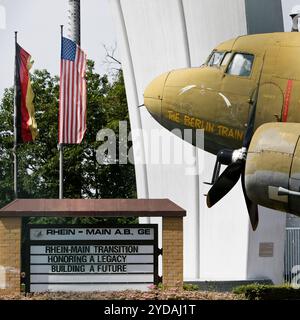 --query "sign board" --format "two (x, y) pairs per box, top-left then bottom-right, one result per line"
(24, 224), (159, 292)
(259, 242), (274, 257)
